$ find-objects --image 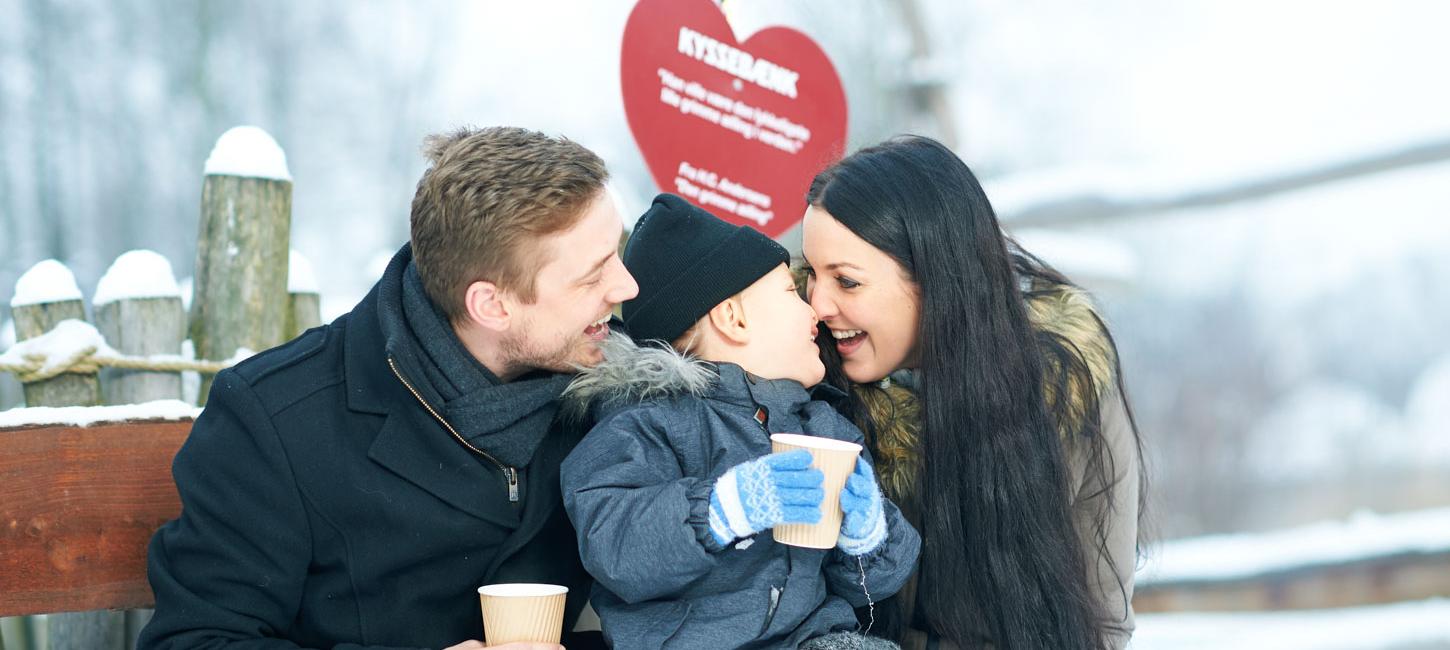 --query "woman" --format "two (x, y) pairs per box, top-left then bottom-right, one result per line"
(800, 135), (1146, 650)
